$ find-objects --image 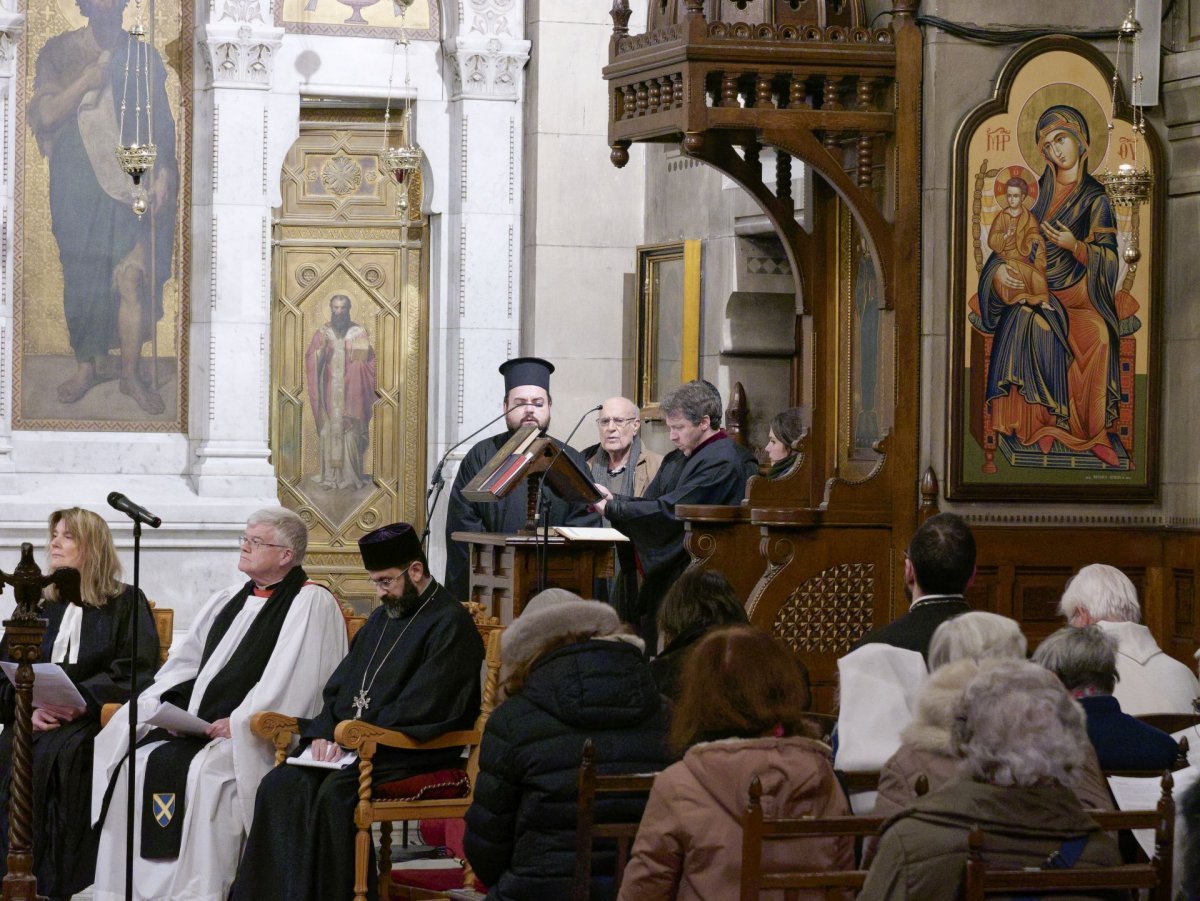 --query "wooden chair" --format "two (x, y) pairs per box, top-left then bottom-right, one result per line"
(99, 602), (174, 727)
(740, 775), (884, 900)
(1137, 711), (1200, 736)
(964, 772), (1175, 901)
(252, 616), (503, 901)
(571, 738), (657, 901)
(1102, 735), (1190, 778)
